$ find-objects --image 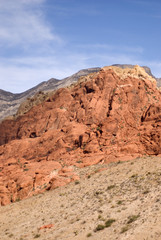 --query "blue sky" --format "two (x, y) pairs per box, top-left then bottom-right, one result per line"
(0, 0), (161, 93)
